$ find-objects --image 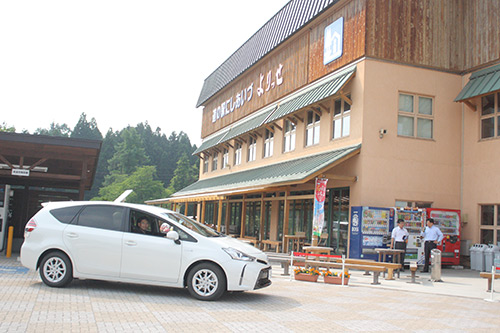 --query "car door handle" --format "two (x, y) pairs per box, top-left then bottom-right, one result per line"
(66, 232), (78, 239)
(125, 240), (137, 246)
